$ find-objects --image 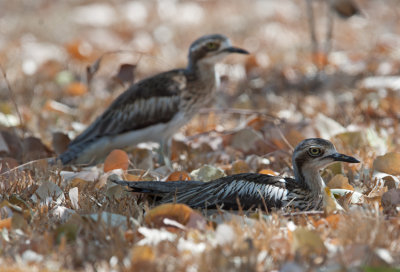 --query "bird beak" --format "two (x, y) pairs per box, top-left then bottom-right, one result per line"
(222, 47), (249, 55)
(326, 153), (360, 163)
